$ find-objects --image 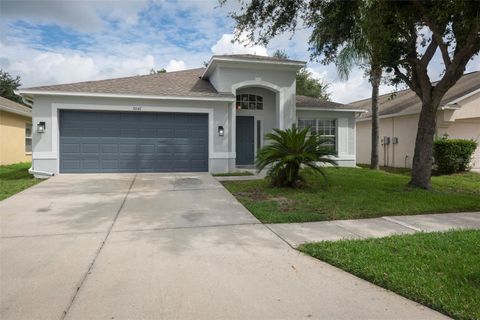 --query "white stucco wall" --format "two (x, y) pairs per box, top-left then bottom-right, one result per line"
(209, 65), (297, 129)
(31, 95), (234, 175)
